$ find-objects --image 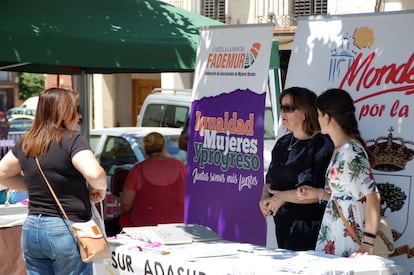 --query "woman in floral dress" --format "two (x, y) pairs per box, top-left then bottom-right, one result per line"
(297, 88), (381, 257)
